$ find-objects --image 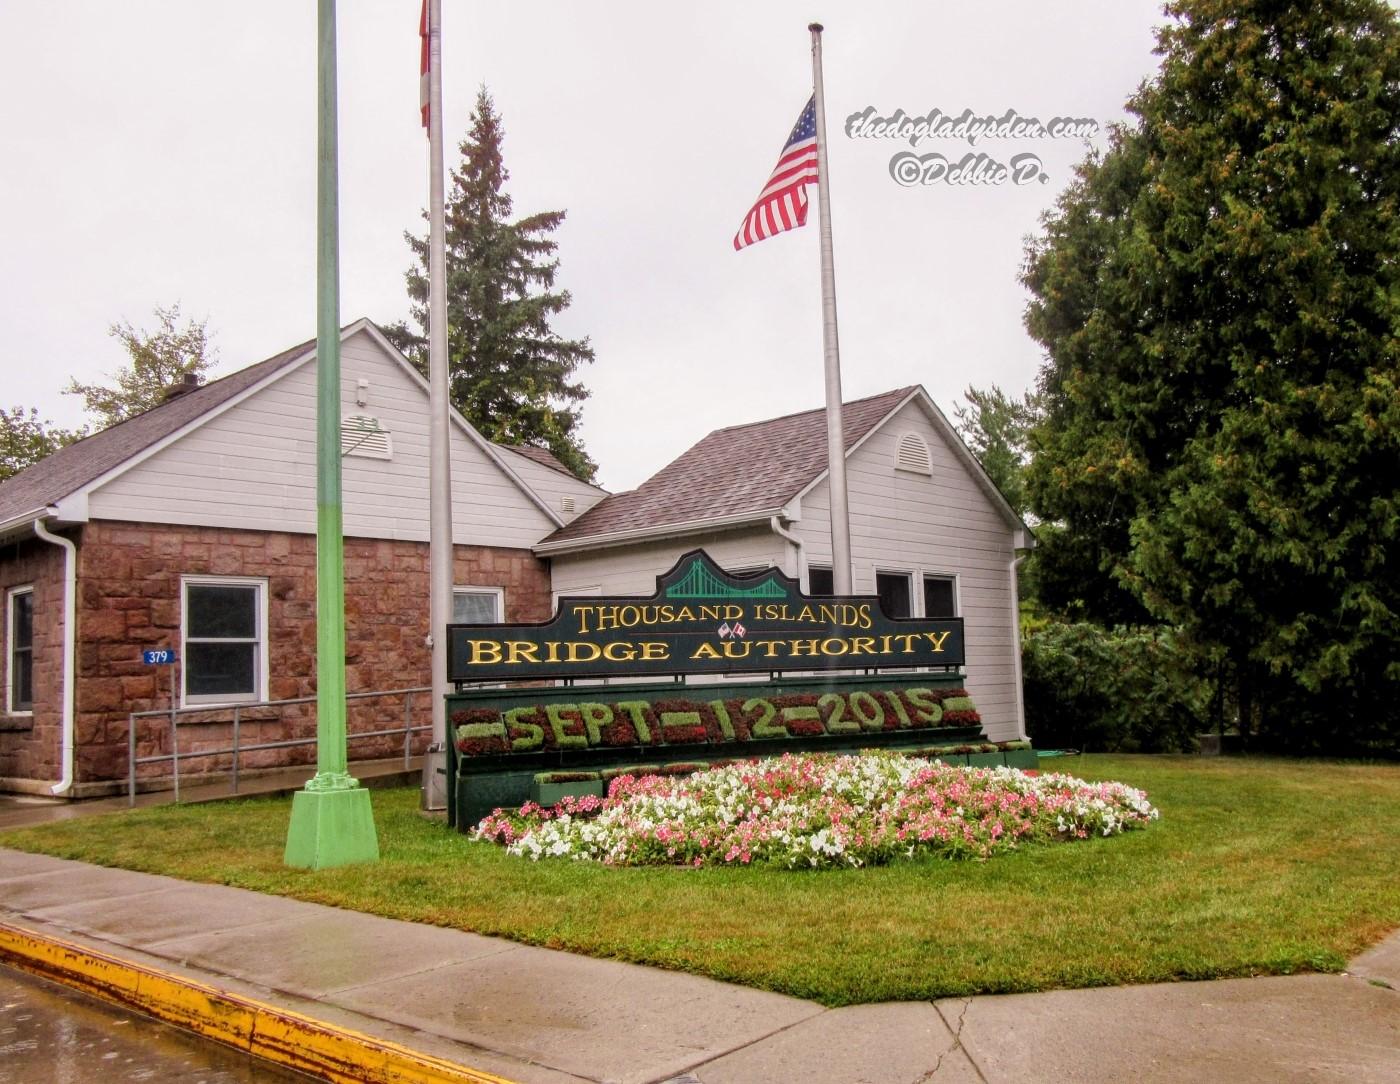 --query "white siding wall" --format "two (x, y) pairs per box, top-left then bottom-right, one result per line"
(87, 330), (558, 548)
(547, 527), (791, 688)
(492, 447), (607, 525)
(548, 527), (790, 598)
(793, 399), (1025, 741)
(544, 401), (1025, 738)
